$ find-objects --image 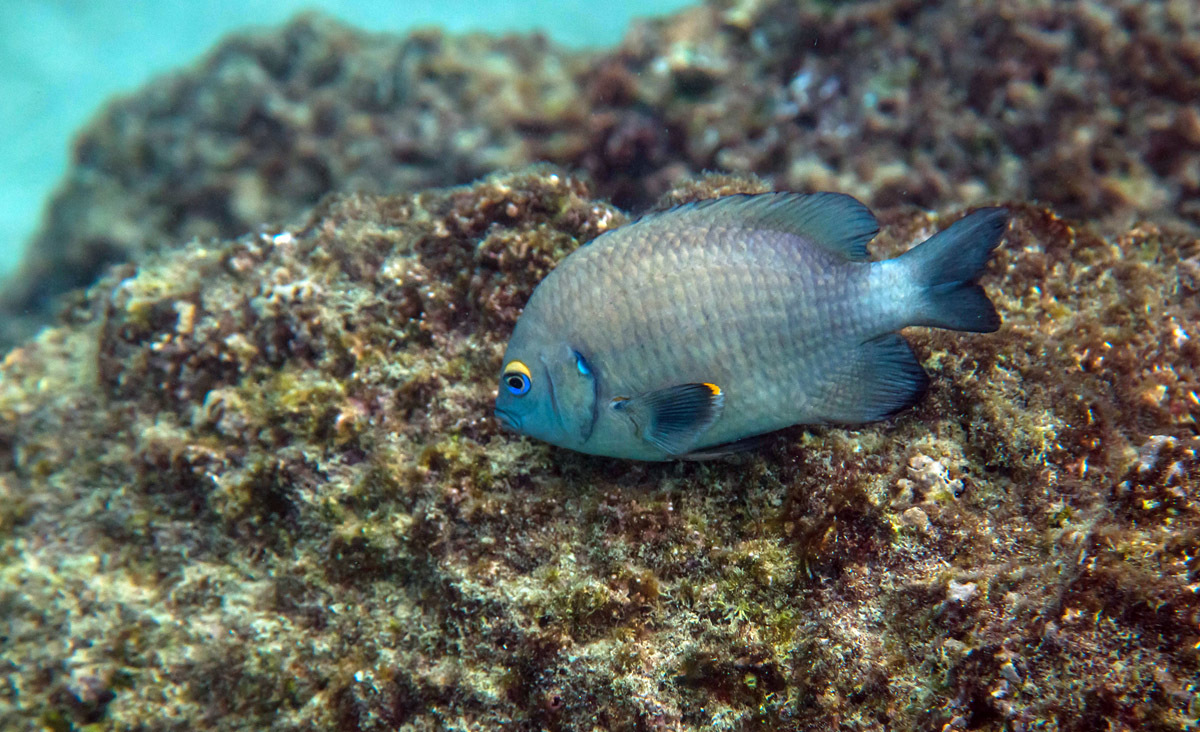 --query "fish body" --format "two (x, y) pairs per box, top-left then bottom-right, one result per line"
(494, 192), (1007, 461)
